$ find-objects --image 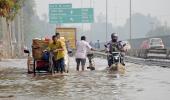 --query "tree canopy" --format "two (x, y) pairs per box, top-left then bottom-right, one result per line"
(0, 0), (24, 21)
